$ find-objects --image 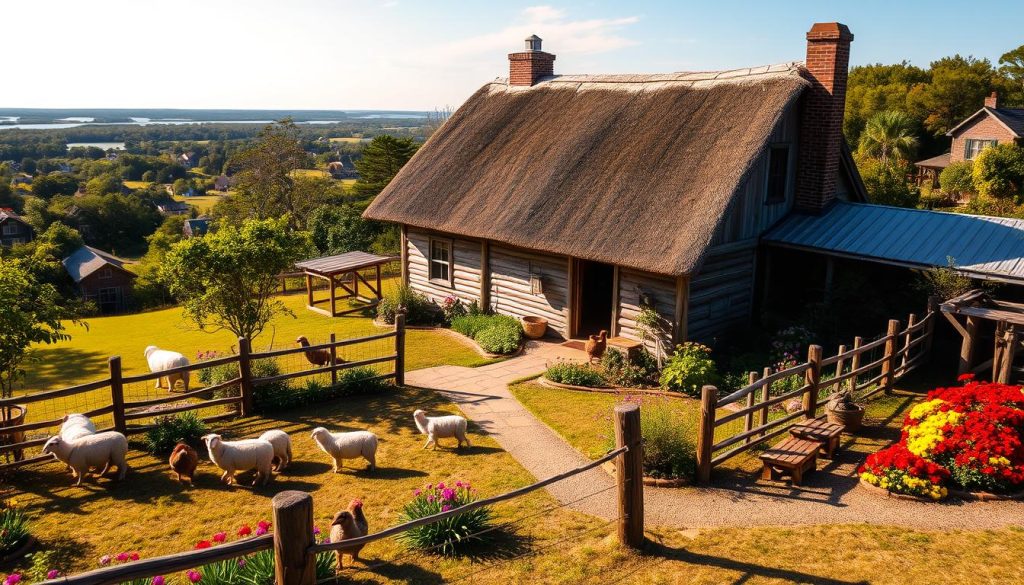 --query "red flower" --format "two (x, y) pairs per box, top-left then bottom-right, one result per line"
(237, 525), (252, 537)
(257, 520), (271, 530)
(958, 373), (976, 383)
(195, 541), (212, 550)
(212, 532), (227, 543)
